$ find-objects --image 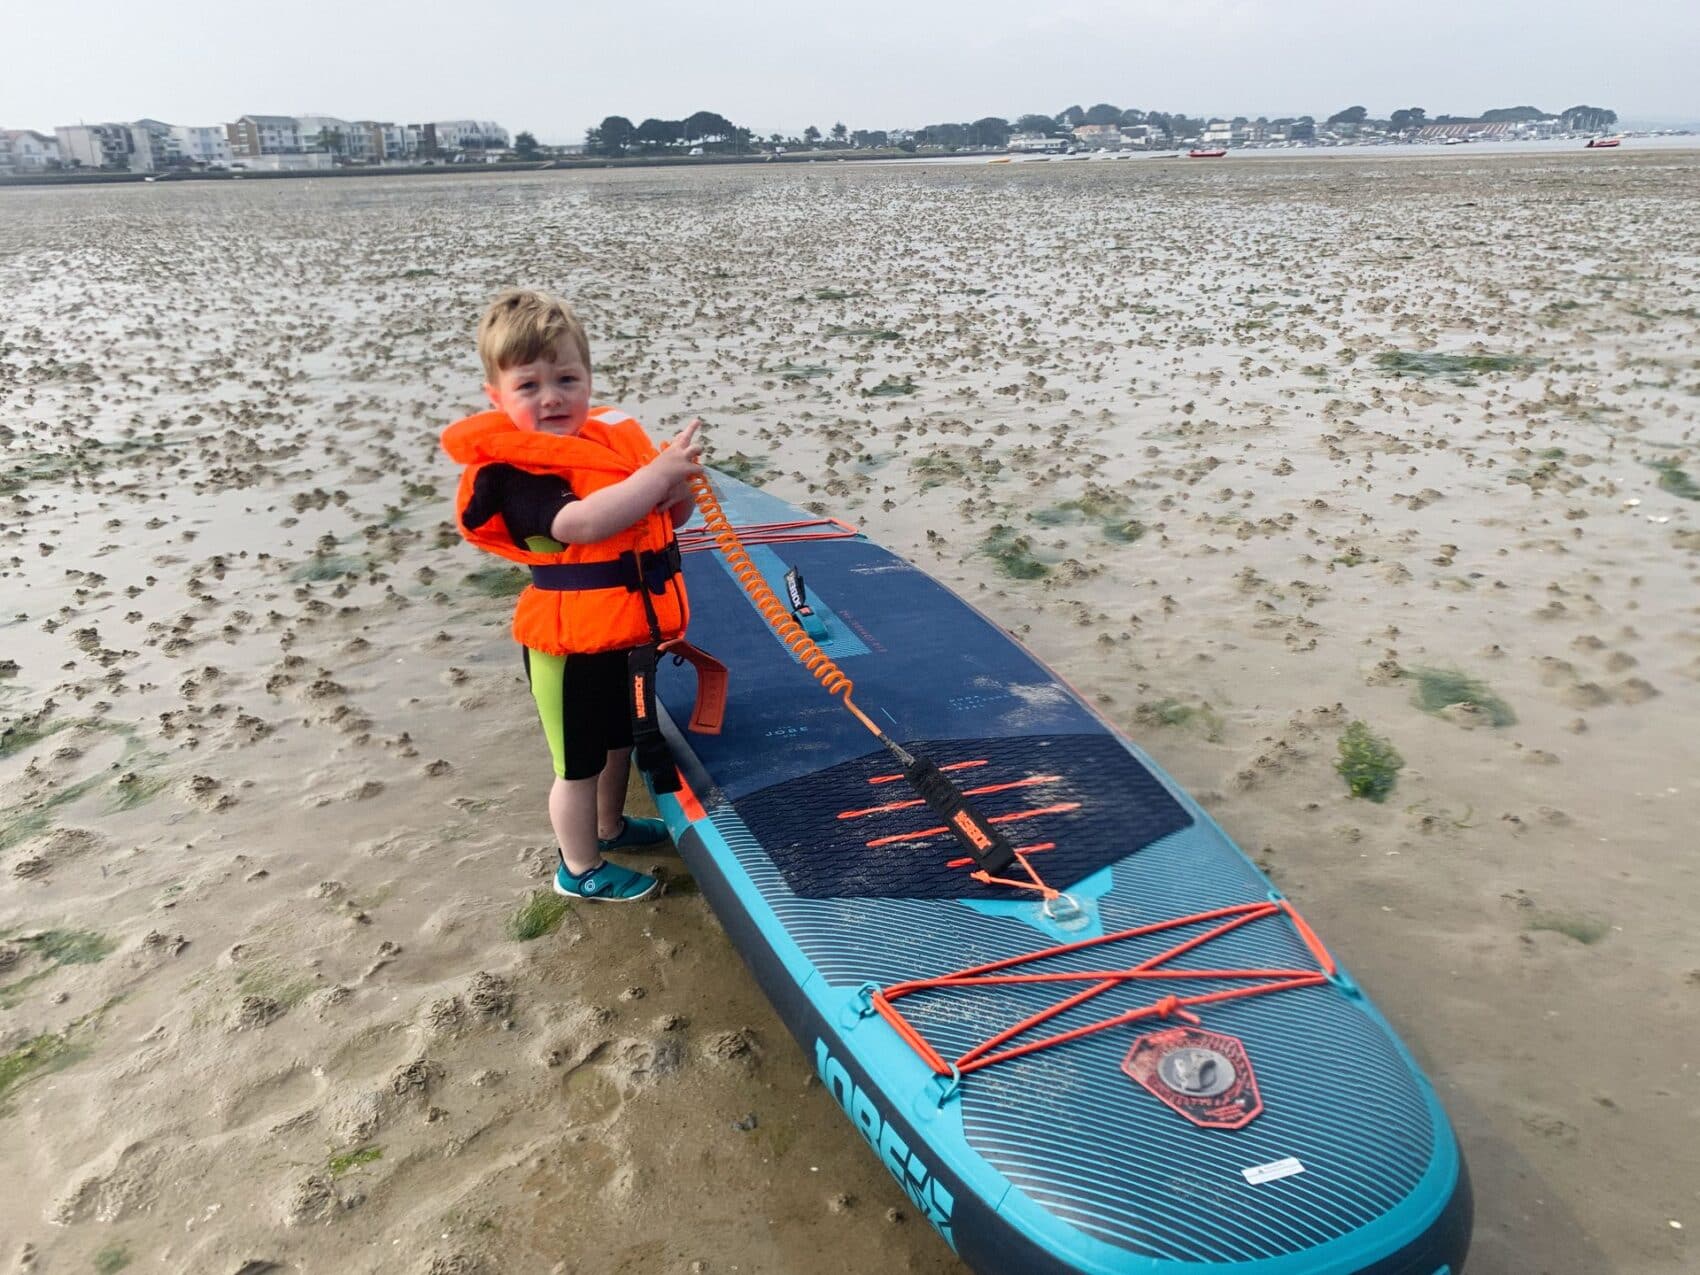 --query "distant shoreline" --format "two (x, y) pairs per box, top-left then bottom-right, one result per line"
(4, 136), (1696, 187)
(0, 150), (916, 187)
